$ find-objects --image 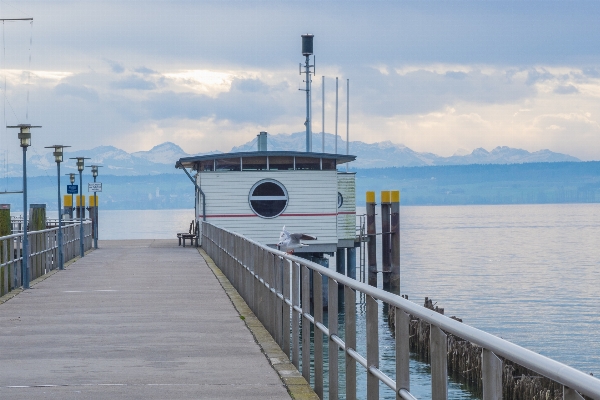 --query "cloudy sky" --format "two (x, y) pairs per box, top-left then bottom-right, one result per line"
(1, 0), (600, 162)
